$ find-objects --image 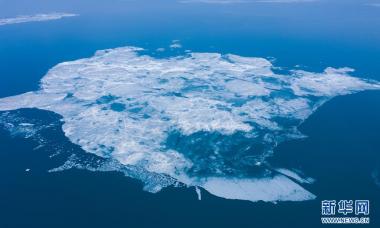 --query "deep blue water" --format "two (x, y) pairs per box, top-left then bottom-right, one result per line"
(0, 0), (380, 227)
